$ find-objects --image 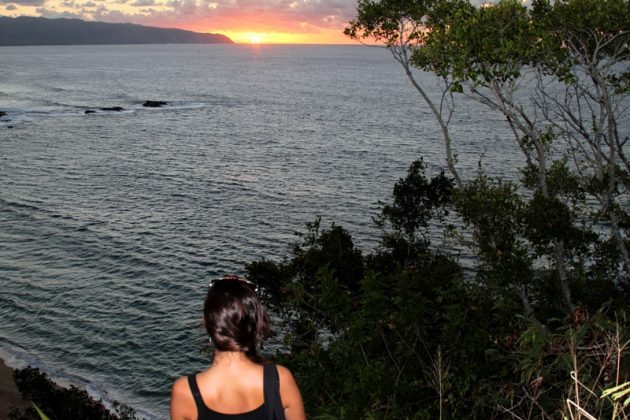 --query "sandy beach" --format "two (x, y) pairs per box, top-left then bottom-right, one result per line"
(0, 357), (27, 418)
